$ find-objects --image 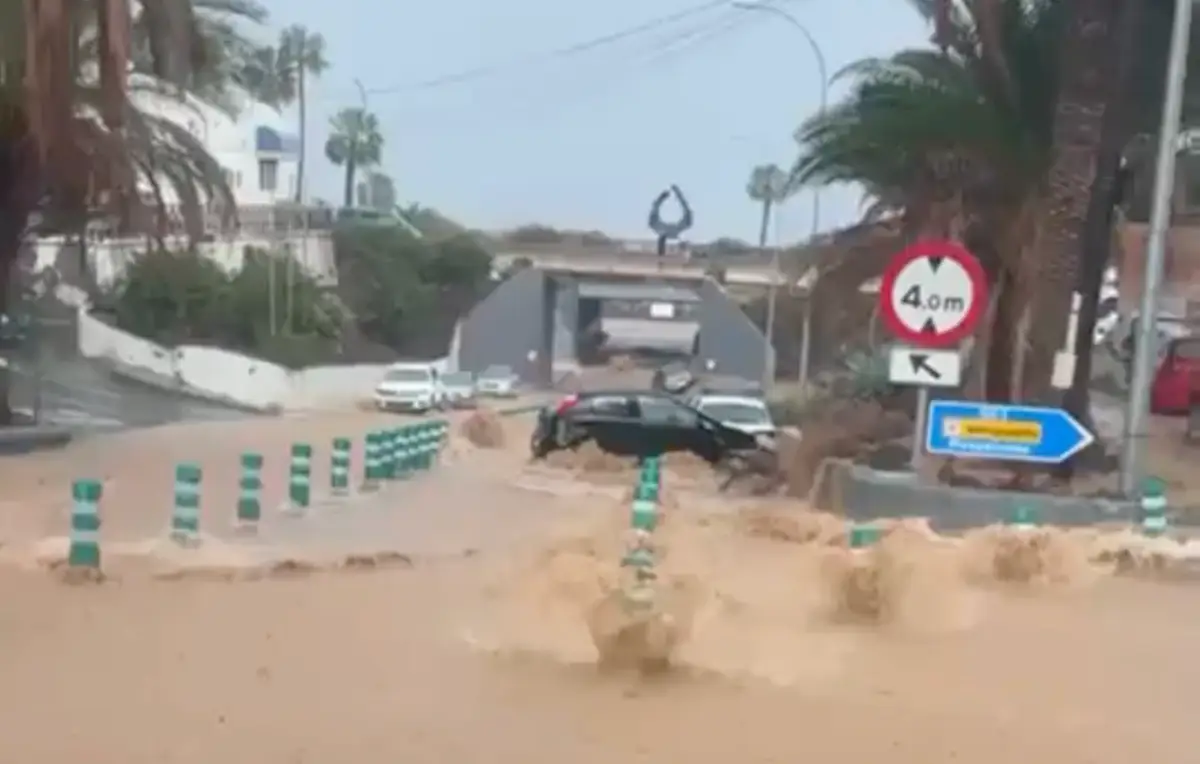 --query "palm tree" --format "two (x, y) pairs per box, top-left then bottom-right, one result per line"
(792, 0), (1063, 401)
(225, 26), (328, 206)
(0, 0), (268, 425)
(745, 164), (788, 248)
(1022, 0), (1128, 402)
(130, 0), (270, 115)
(273, 27), (328, 202)
(324, 107), (383, 209)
